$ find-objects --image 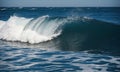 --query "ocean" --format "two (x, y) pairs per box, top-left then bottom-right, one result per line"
(0, 7), (120, 72)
